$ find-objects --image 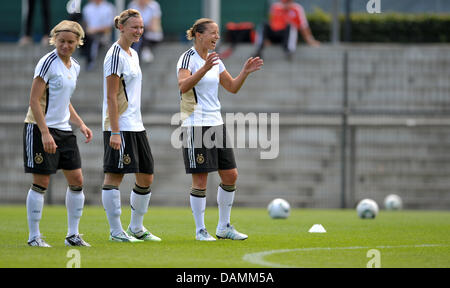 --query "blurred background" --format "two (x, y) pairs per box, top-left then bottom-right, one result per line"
(0, 0), (449, 209)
